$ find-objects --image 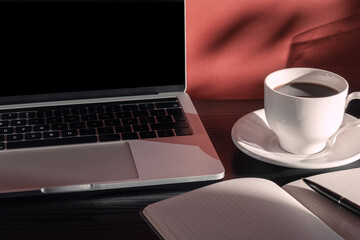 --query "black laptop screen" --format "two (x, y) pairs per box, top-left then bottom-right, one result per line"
(0, 0), (185, 104)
